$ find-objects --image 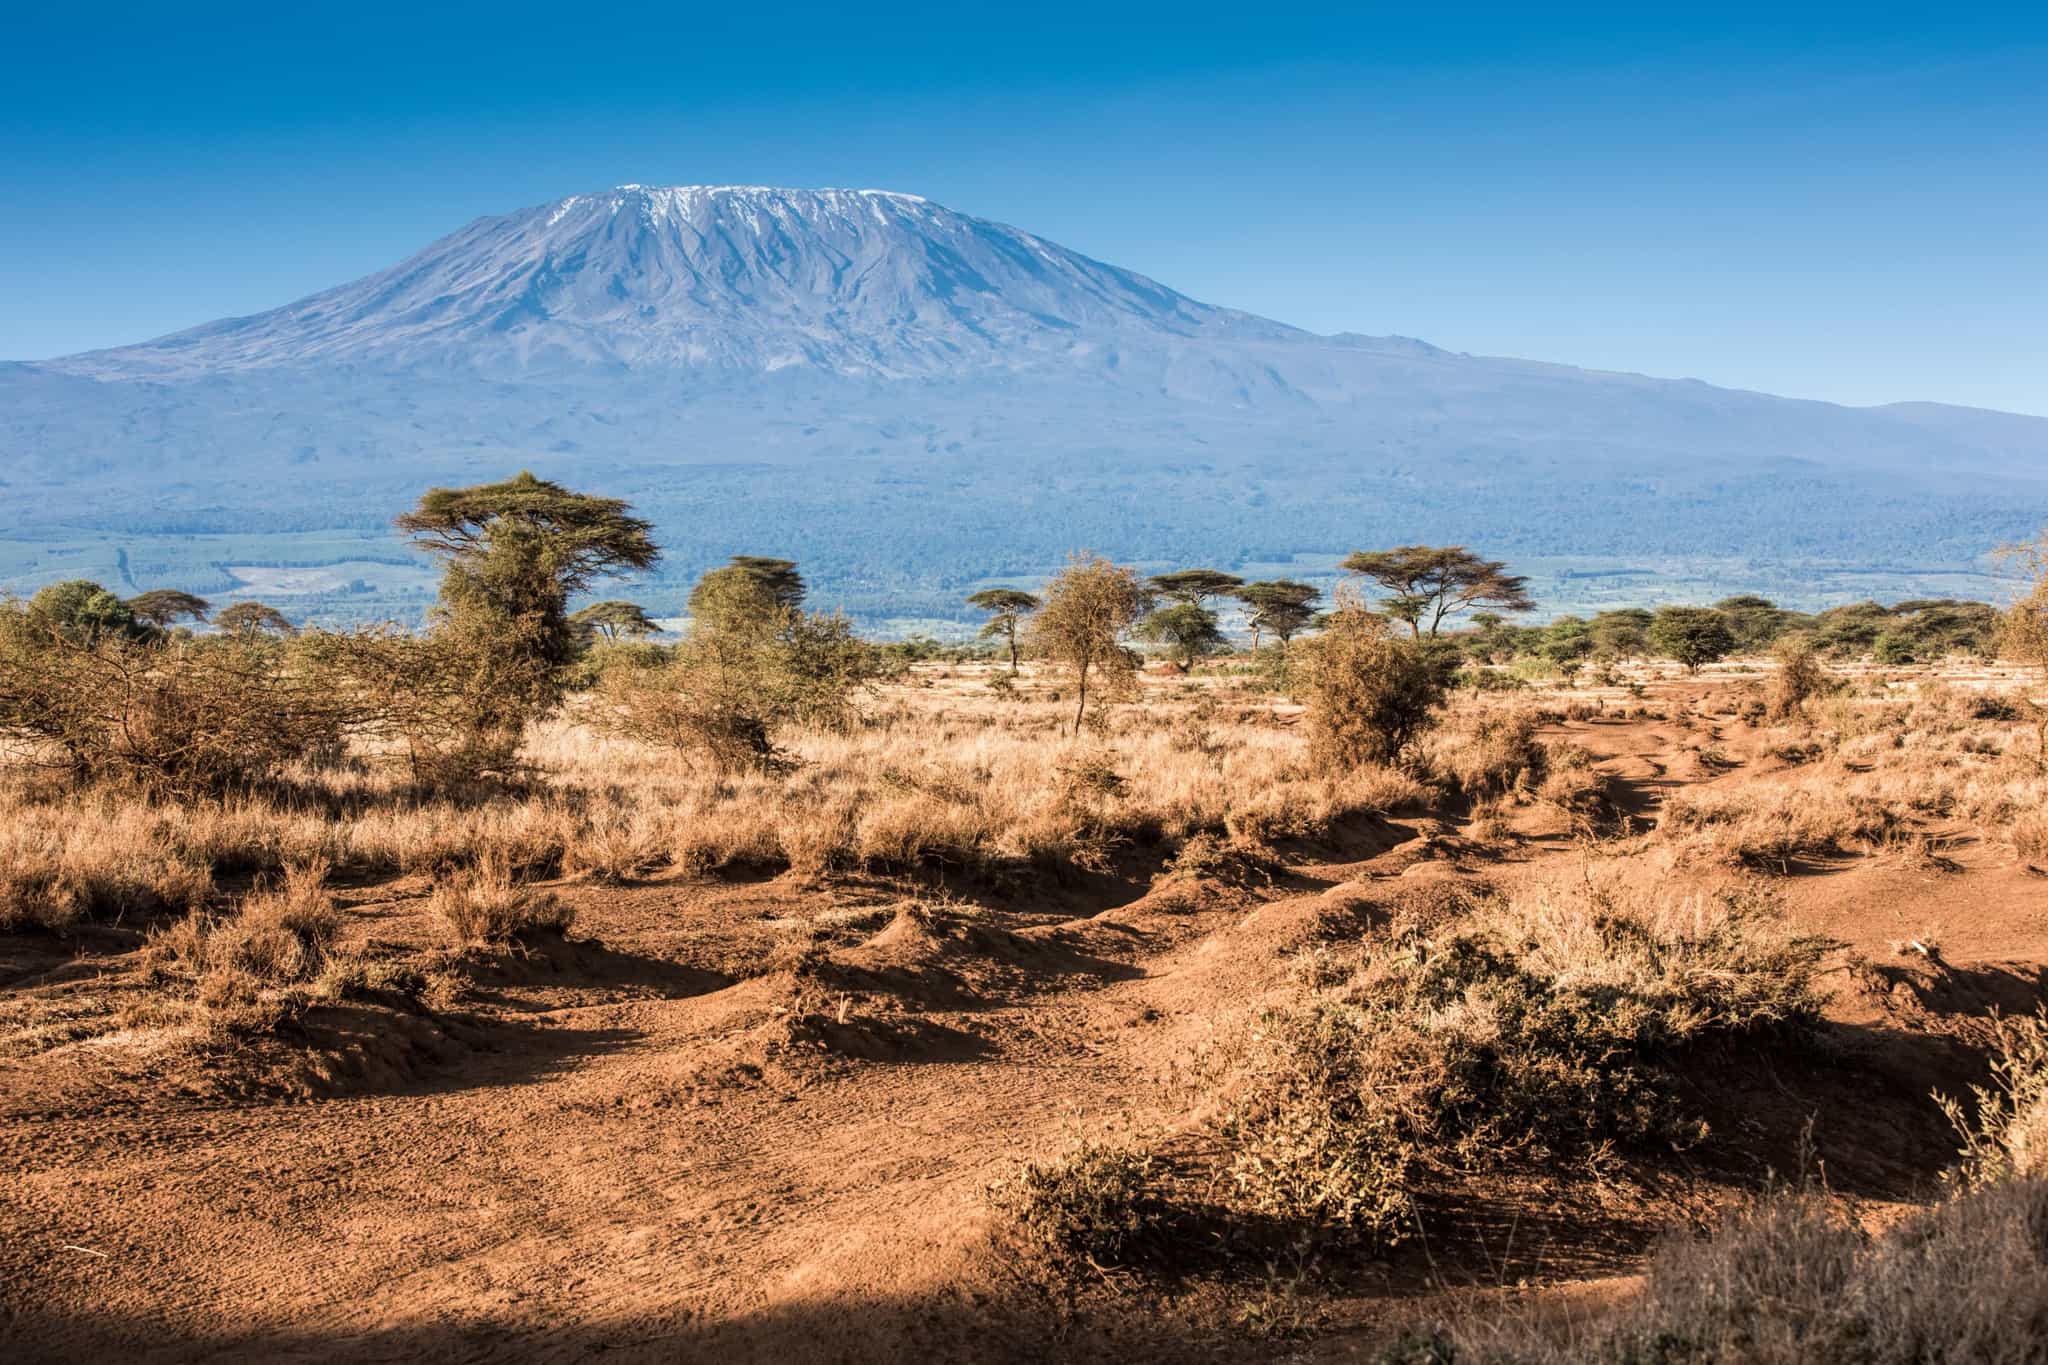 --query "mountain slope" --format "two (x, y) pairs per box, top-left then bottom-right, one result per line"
(5, 185), (2046, 621)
